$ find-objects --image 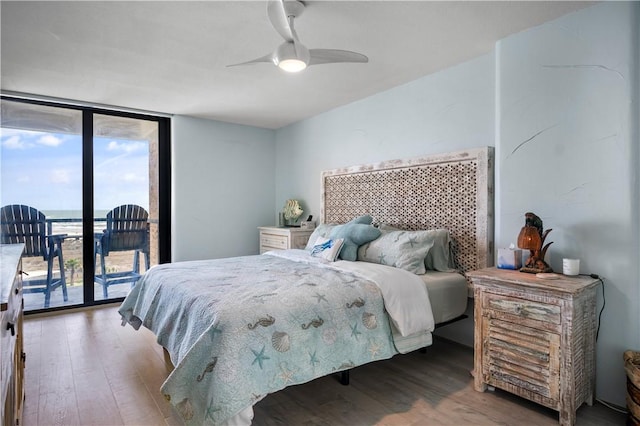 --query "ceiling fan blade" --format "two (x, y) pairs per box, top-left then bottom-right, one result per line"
(267, 0), (294, 42)
(308, 49), (369, 65)
(231, 1), (367, 72)
(227, 53), (274, 67)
